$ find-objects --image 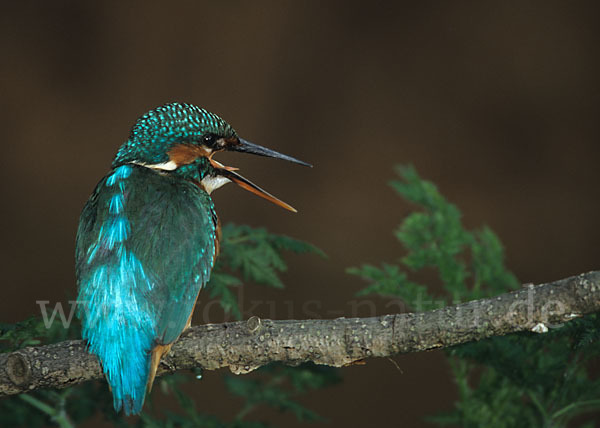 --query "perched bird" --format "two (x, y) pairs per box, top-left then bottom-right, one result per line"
(75, 103), (309, 415)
